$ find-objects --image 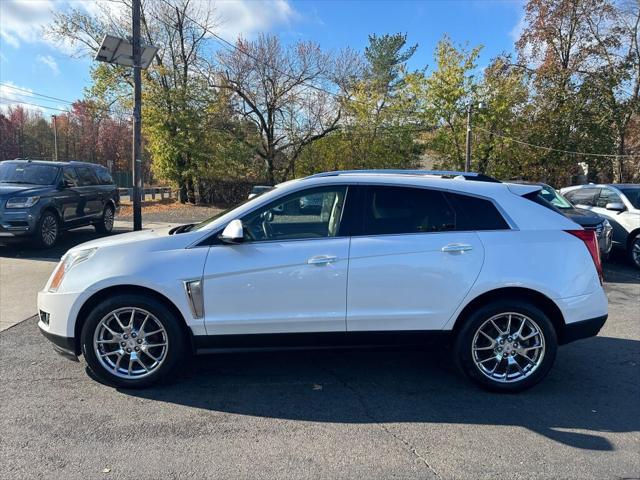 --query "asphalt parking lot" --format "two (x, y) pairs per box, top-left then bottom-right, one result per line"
(0, 232), (638, 479)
